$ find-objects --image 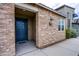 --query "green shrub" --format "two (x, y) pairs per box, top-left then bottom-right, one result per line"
(66, 29), (77, 39)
